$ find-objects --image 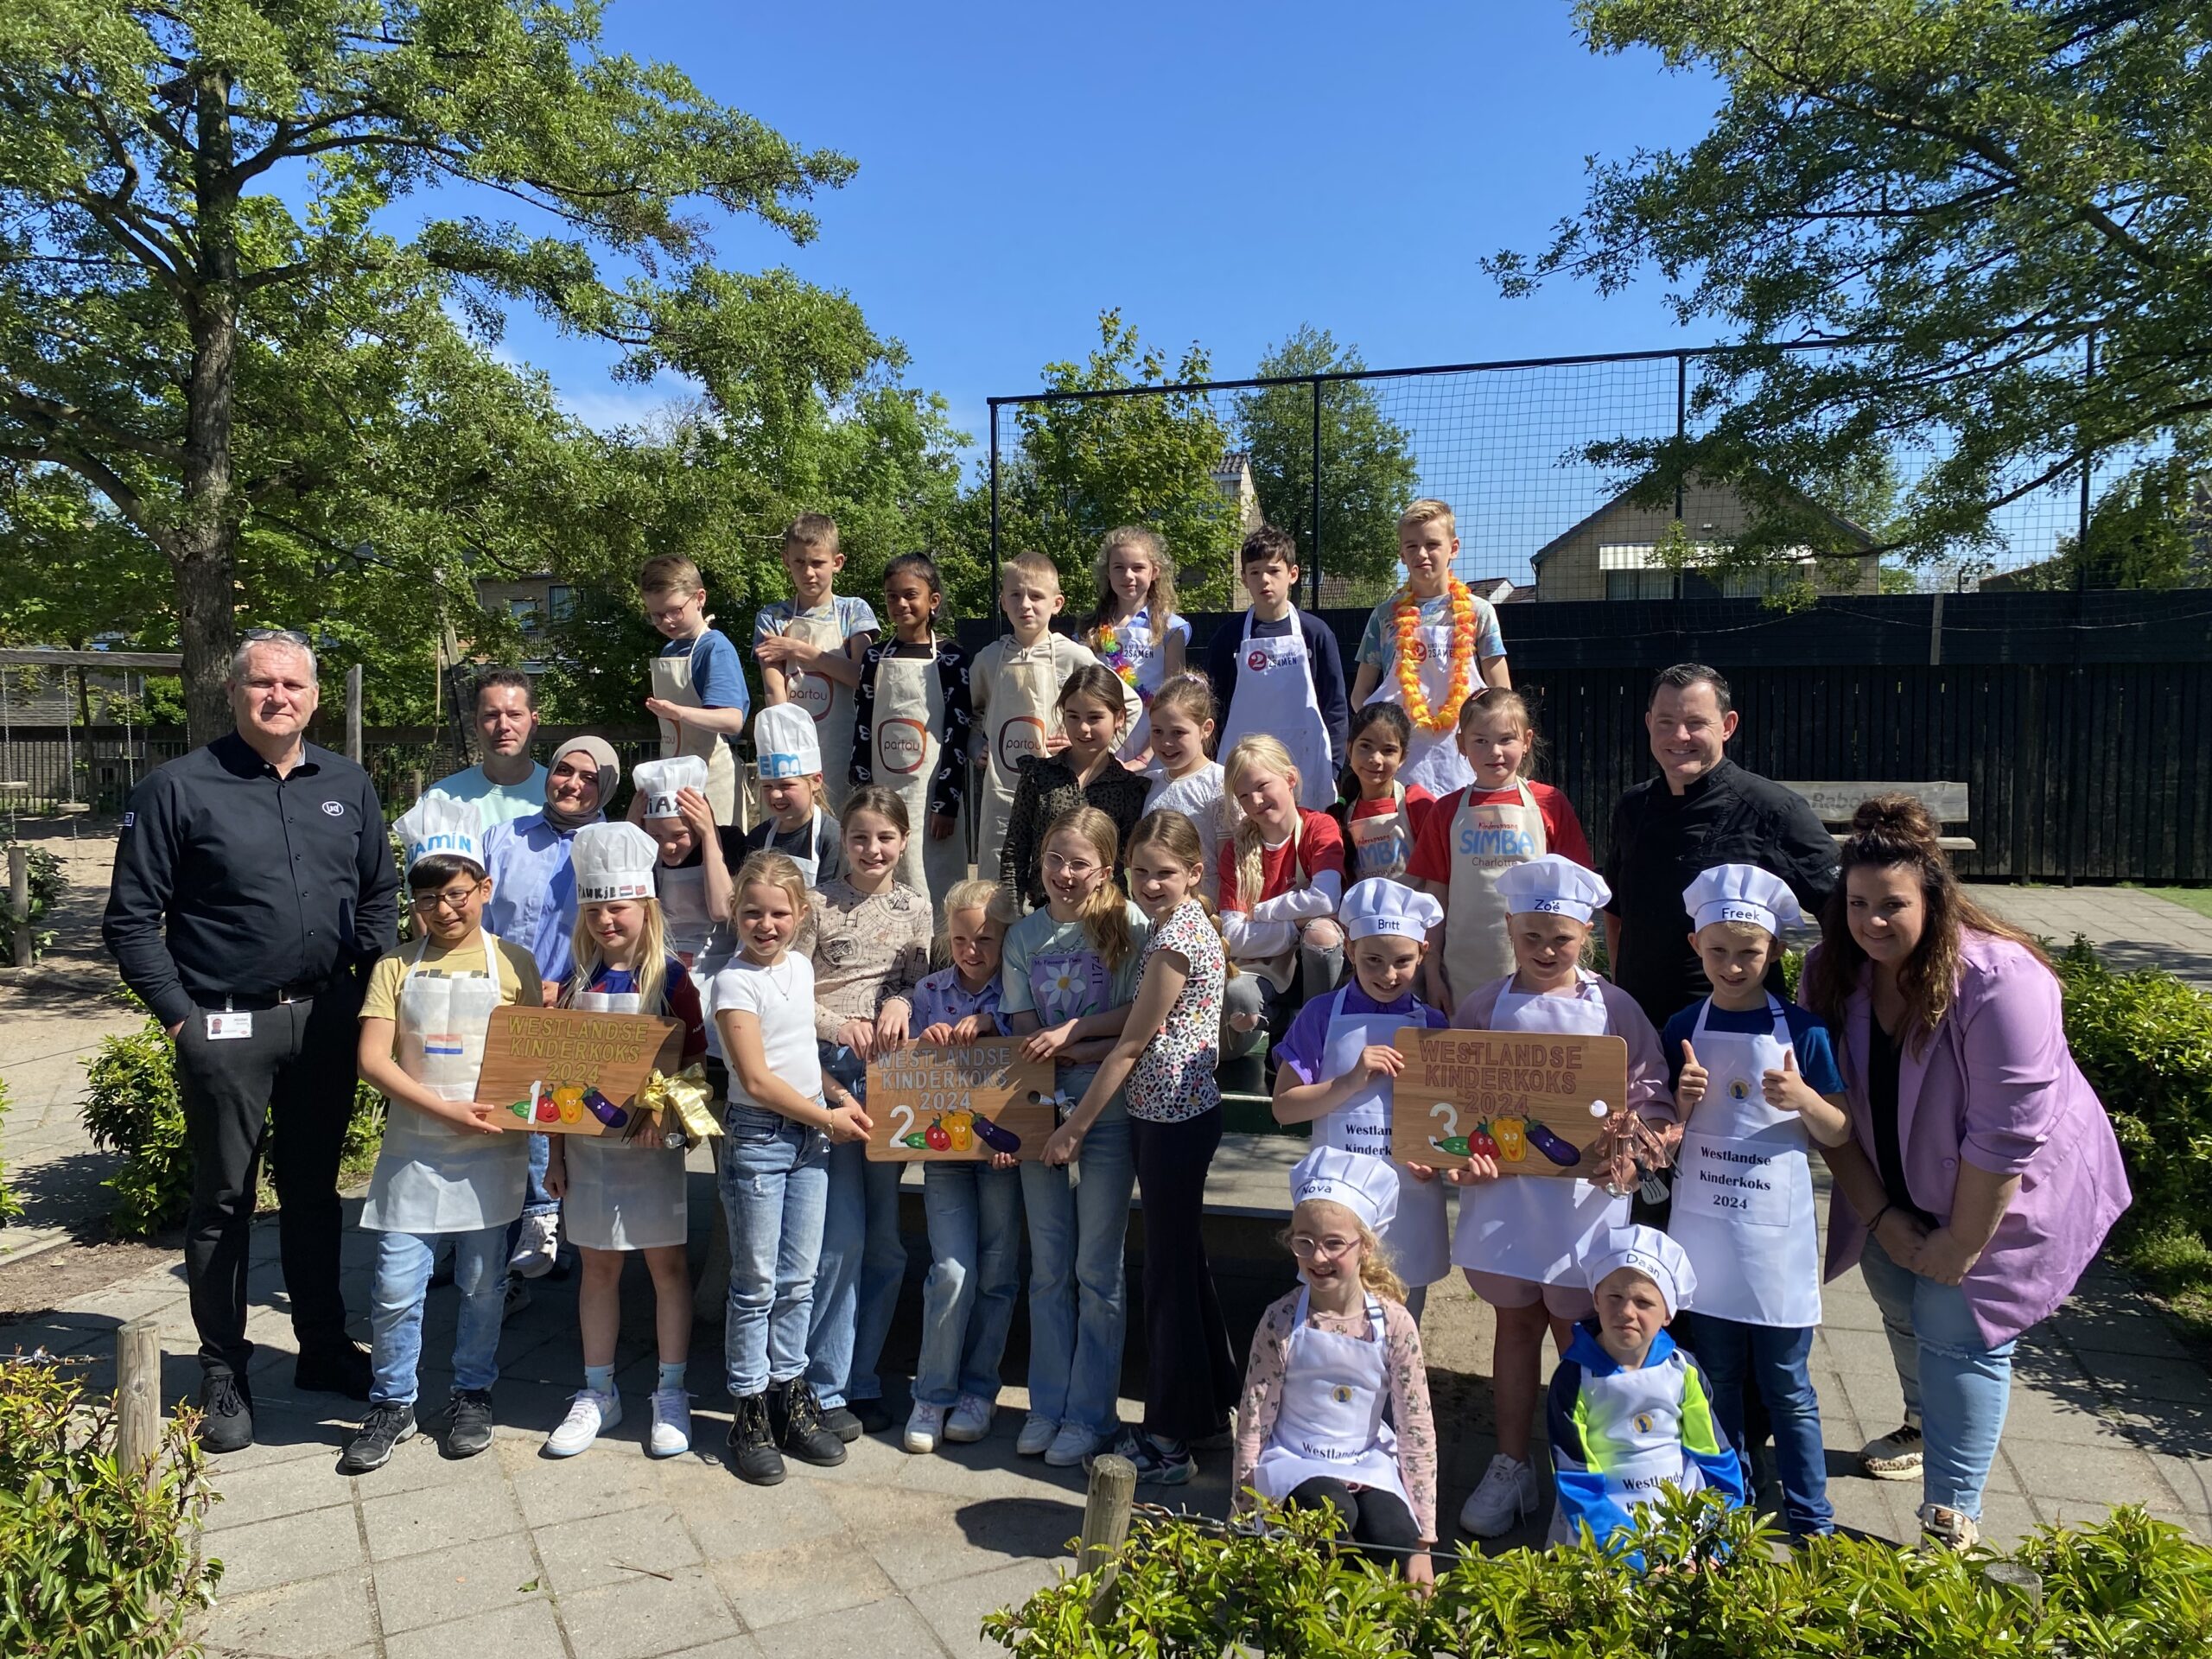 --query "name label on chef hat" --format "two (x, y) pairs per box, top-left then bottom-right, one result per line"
(1719, 902), (1776, 928)
(580, 878), (655, 901)
(645, 790), (681, 818)
(411, 831), (479, 858)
